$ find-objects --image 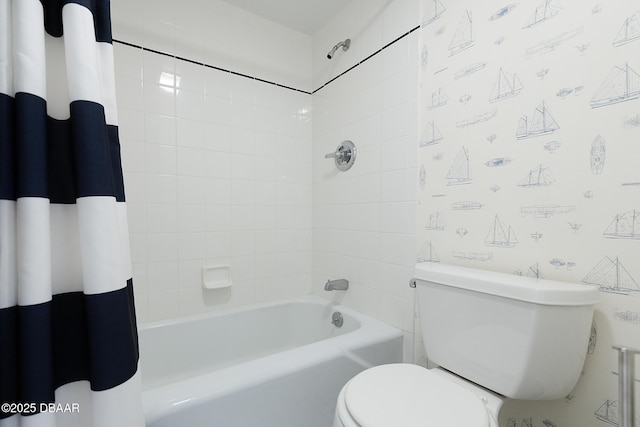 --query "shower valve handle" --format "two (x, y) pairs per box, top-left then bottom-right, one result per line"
(324, 140), (356, 171)
(324, 150), (347, 160)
